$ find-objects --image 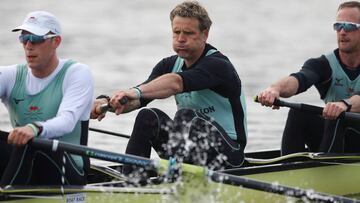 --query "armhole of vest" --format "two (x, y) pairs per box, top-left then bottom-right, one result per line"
(14, 64), (27, 86)
(58, 59), (77, 76)
(206, 49), (218, 56)
(323, 52), (336, 83)
(172, 57), (183, 73)
(64, 59), (76, 69)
